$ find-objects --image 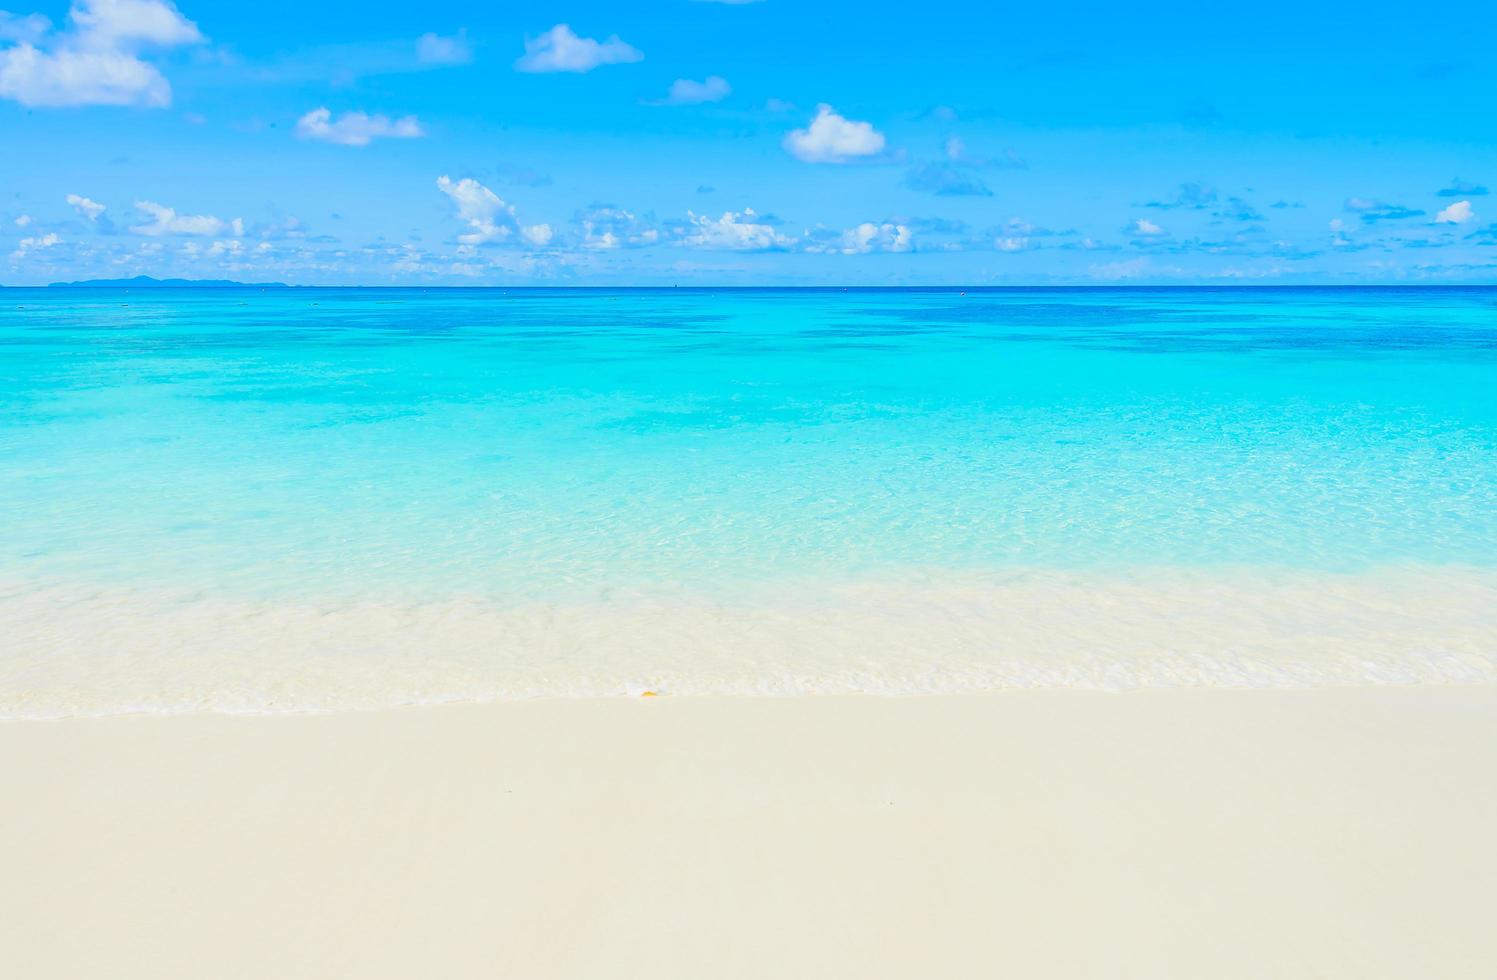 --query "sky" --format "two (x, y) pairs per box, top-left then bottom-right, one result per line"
(3, 0), (1497, 286)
